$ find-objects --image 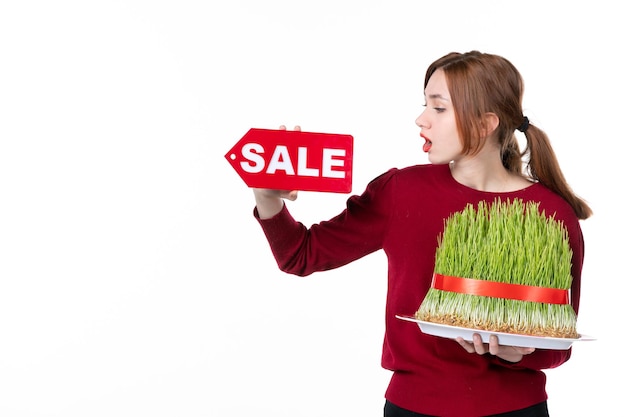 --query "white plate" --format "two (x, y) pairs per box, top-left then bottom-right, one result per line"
(395, 315), (595, 350)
